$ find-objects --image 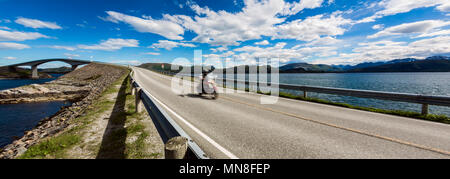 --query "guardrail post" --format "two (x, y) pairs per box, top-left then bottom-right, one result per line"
(303, 91), (308, 98)
(135, 87), (142, 113)
(129, 74), (133, 85)
(131, 79), (136, 96)
(421, 104), (429, 115)
(165, 136), (188, 159)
